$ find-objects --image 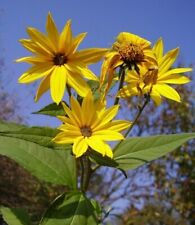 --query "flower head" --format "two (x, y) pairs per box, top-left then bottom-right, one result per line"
(52, 92), (131, 158)
(100, 32), (156, 95)
(17, 13), (108, 104)
(118, 38), (192, 105)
